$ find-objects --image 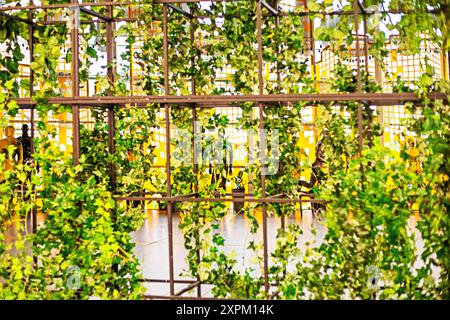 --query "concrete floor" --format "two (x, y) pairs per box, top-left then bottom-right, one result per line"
(133, 208), (326, 297)
(131, 208), (429, 297)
